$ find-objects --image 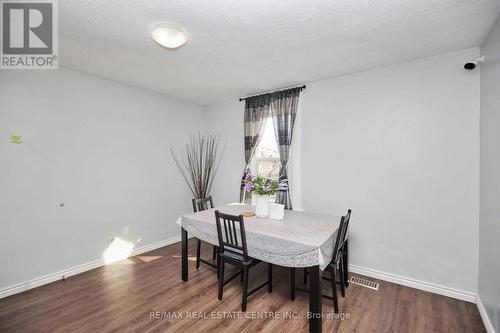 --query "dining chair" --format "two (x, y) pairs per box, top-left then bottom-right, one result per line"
(341, 209), (351, 287)
(291, 215), (347, 313)
(192, 196), (218, 271)
(215, 210), (272, 312)
(329, 215), (348, 312)
(303, 209), (352, 287)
